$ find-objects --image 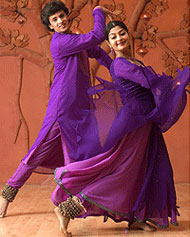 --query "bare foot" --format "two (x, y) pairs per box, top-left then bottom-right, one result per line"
(0, 196), (9, 218)
(128, 221), (156, 232)
(54, 207), (72, 236)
